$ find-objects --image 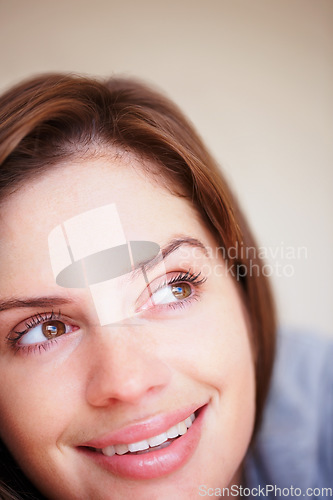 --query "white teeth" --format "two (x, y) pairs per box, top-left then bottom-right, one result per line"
(148, 432), (168, 447)
(185, 417), (192, 428)
(177, 421), (187, 435)
(101, 412), (196, 456)
(166, 425), (179, 438)
(102, 445), (115, 456)
(114, 443), (129, 455)
(128, 440), (149, 452)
